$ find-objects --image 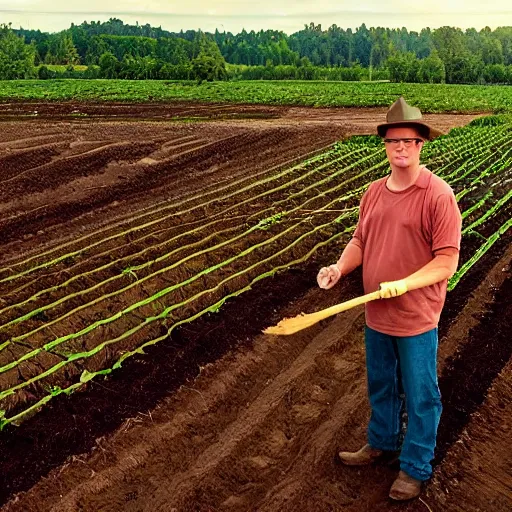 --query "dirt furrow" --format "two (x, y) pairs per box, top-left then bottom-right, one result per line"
(428, 359), (512, 512)
(0, 142), (67, 180)
(4, 240), (509, 511)
(0, 140), (161, 197)
(155, 243), (512, 512)
(147, 309), (365, 511)
(0, 124), (344, 250)
(0, 132), (65, 149)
